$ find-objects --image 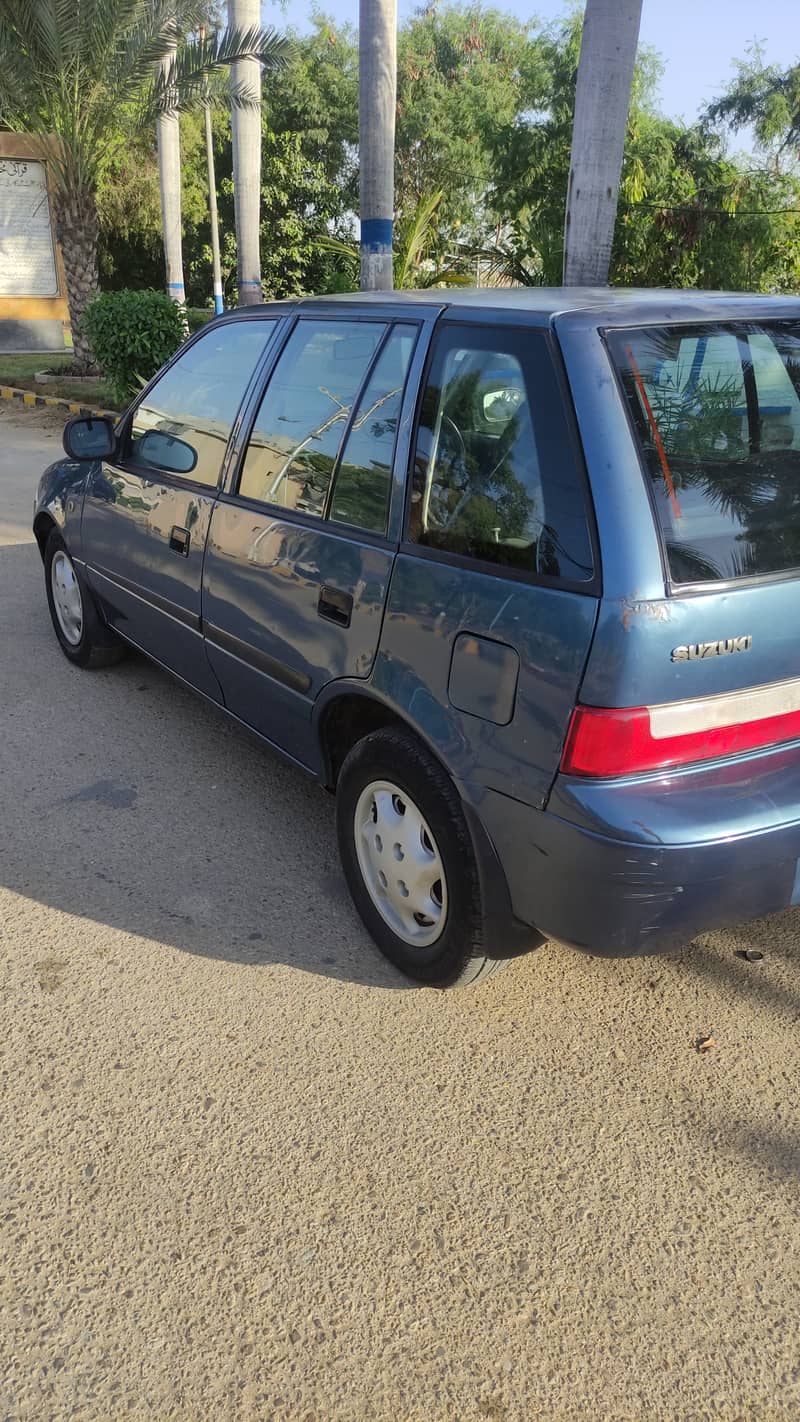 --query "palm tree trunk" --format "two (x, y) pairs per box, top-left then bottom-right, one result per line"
(53, 188), (99, 372)
(229, 0), (262, 305)
(359, 0), (397, 291)
(563, 0), (643, 286)
(157, 42), (186, 306)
